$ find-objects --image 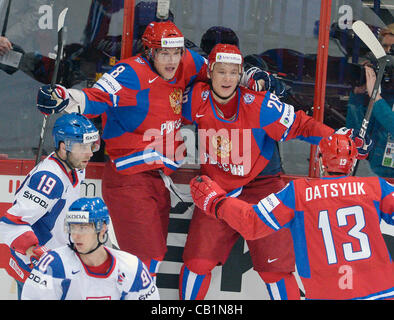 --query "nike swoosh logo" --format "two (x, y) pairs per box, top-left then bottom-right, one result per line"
(148, 76), (159, 83)
(196, 114), (205, 118)
(267, 258), (278, 263)
(72, 270), (80, 274)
